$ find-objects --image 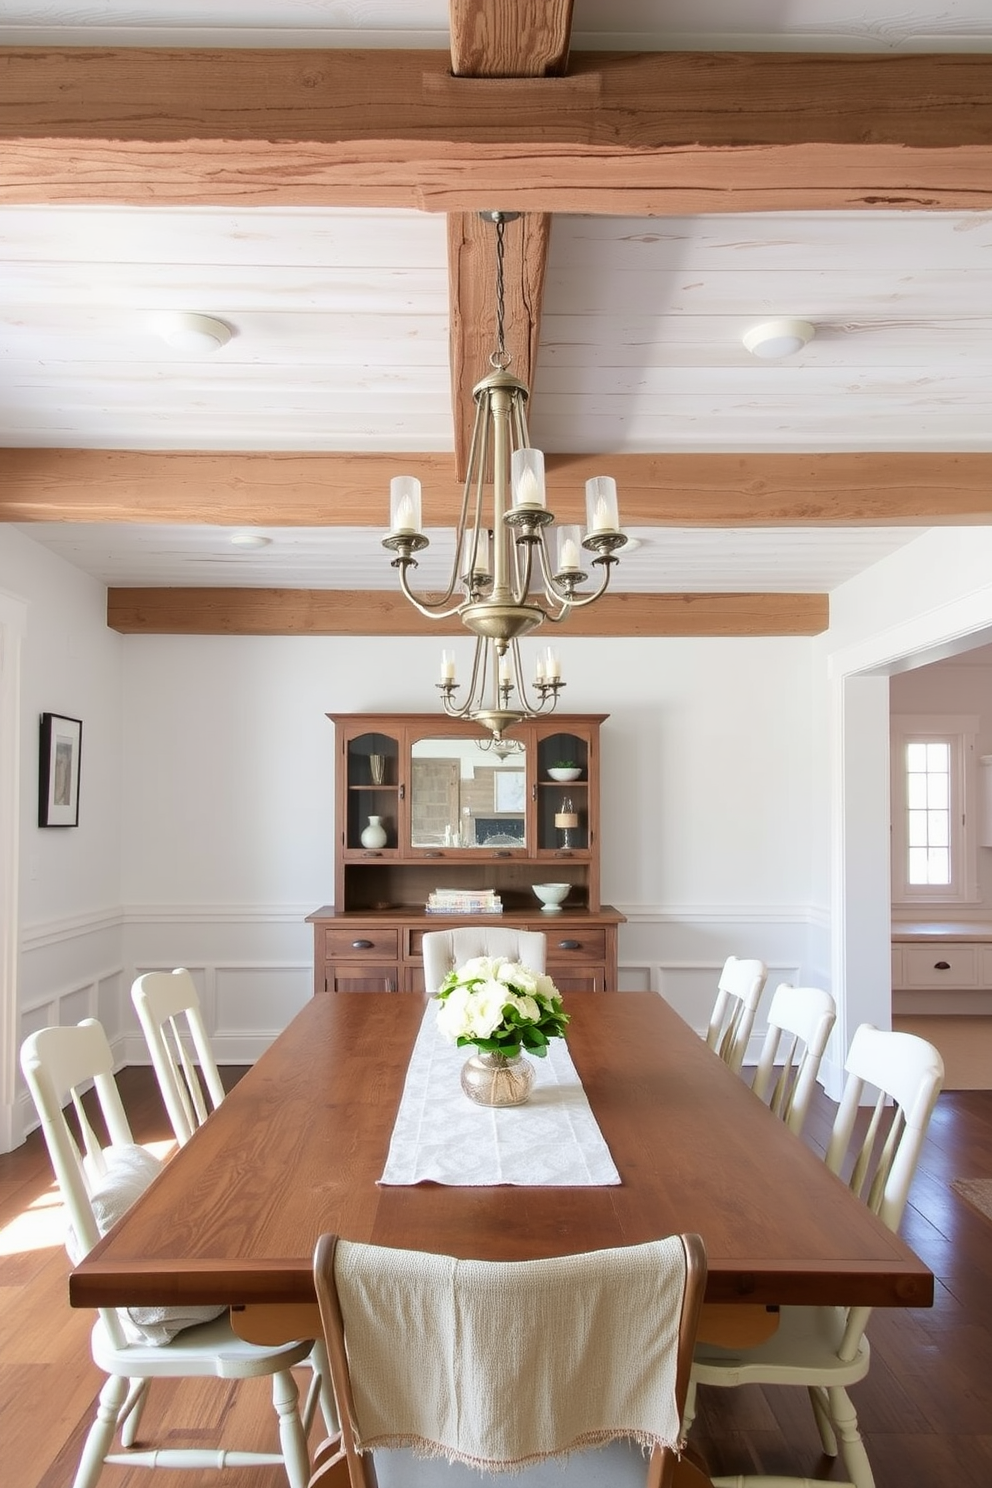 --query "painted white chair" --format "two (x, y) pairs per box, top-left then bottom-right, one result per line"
(20, 1017), (317, 1488)
(688, 1024), (944, 1488)
(421, 926), (546, 995)
(307, 1229), (707, 1488)
(131, 969), (337, 1435)
(704, 957), (768, 1074)
(131, 969), (226, 1146)
(750, 983), (837, 1137)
